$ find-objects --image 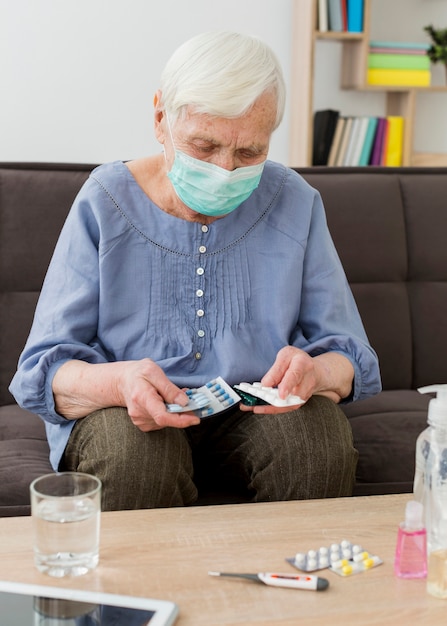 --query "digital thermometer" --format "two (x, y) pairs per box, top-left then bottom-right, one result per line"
(208, 571), (329, 591)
